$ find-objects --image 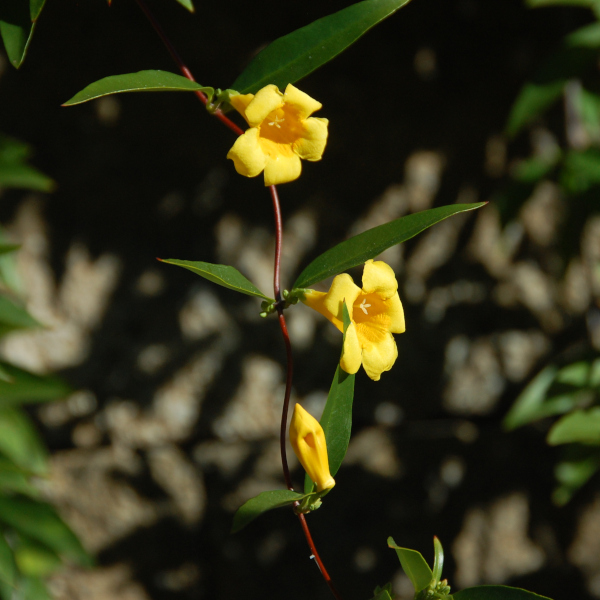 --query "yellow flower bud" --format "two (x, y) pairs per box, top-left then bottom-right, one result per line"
(289, 404), (335, 492)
